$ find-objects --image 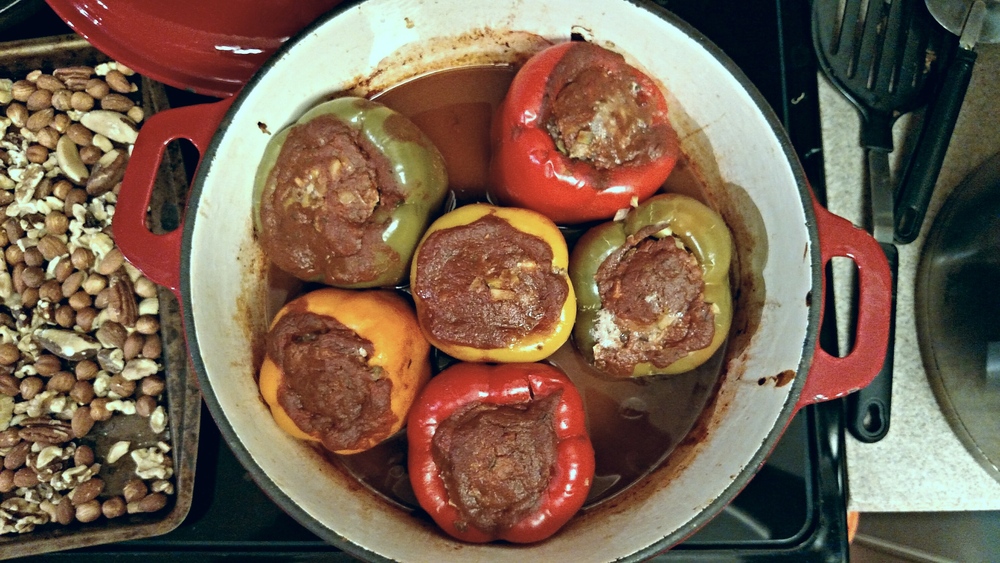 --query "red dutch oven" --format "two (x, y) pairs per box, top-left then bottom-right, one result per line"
(113, 0), (890, 560)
